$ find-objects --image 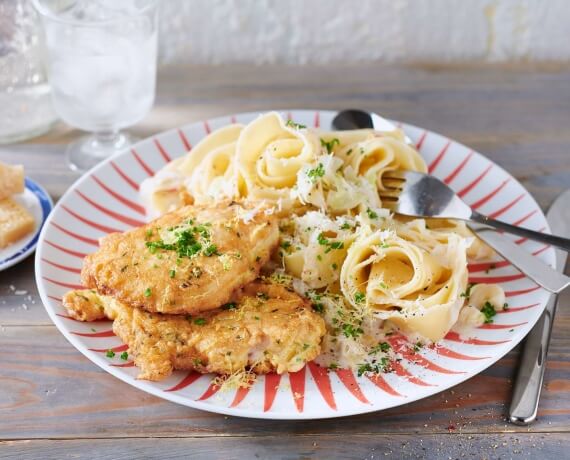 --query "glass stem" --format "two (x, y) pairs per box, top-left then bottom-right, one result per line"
(89, 130), (128, 158)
